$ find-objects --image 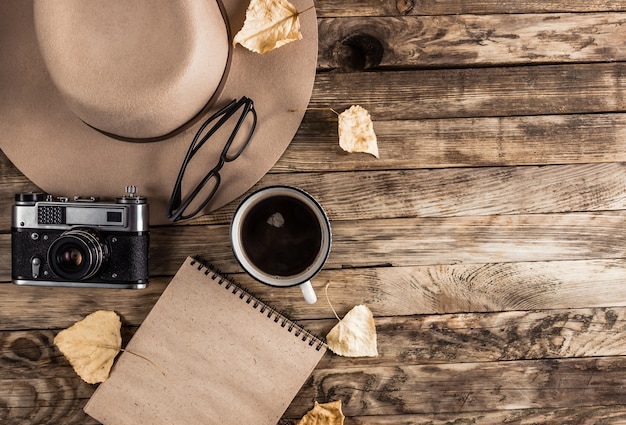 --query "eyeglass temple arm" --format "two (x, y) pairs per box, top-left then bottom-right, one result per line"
(169, 171), (221, 222)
